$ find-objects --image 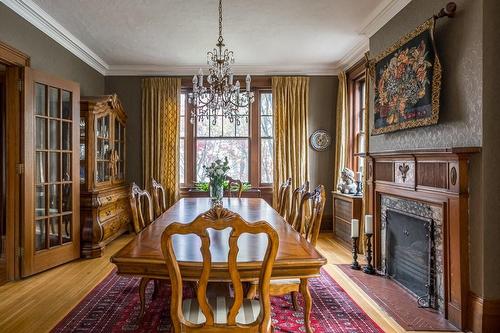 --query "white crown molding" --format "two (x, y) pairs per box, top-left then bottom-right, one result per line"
(336, 0), (411, 71)
(106, 64), (339, 76)
(2, 0), (410, 76)
(1, 0), (109, 74)
(359, 0), (412, 37)
(336, 38), (369, 72)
